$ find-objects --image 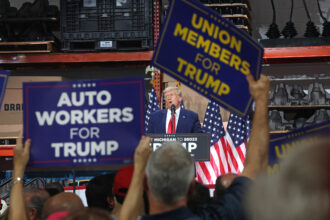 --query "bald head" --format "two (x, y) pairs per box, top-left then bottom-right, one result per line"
(42, 192), (84, 219)
(219, 173), (238, 188)
(214, 173), (238, 199)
